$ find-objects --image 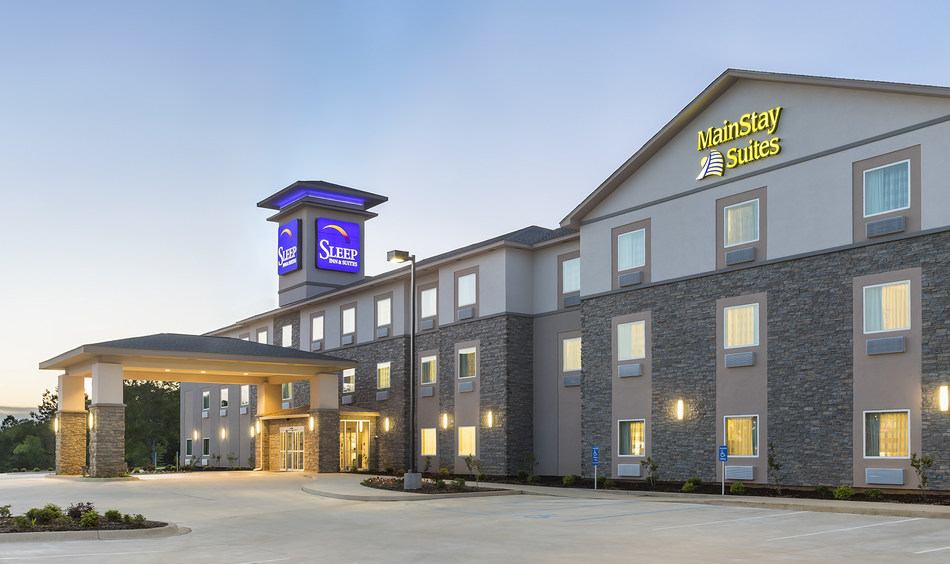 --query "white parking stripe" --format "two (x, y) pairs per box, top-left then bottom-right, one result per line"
(914, 545), (950, 554)
(653, 510), (808, 530)
(766, 518), (922, 541)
